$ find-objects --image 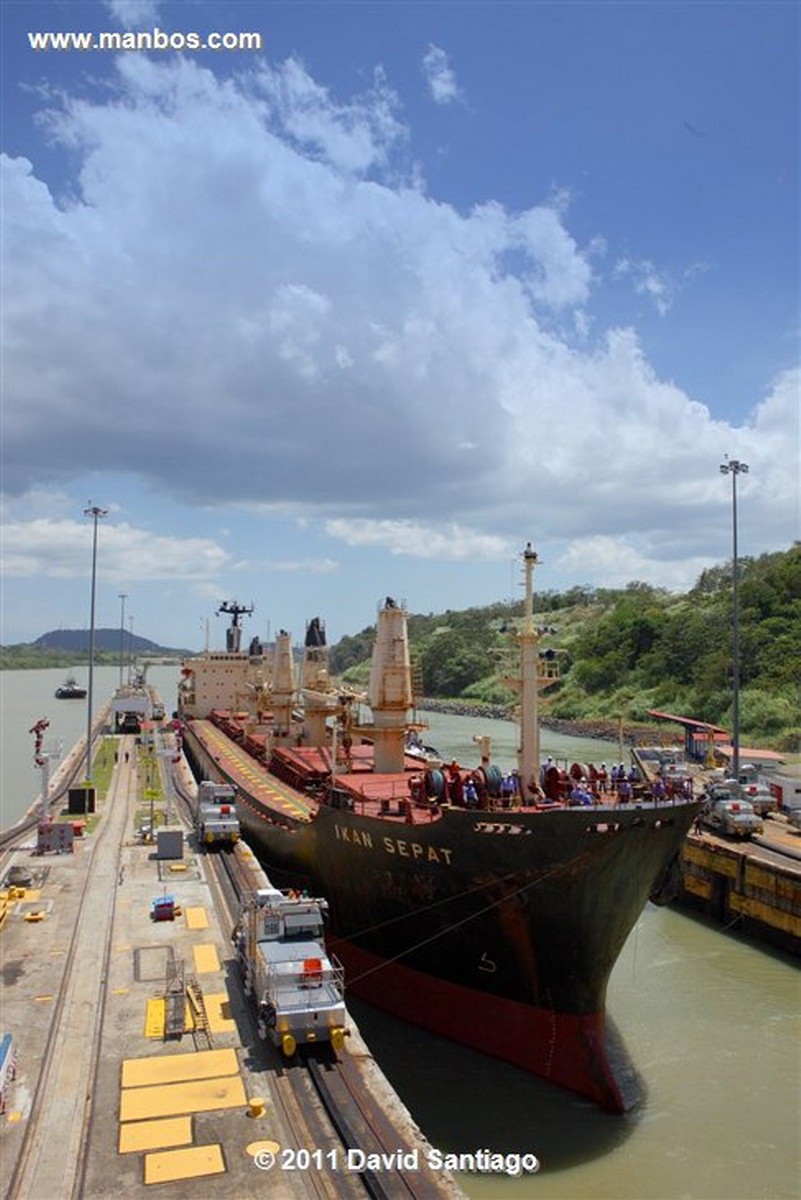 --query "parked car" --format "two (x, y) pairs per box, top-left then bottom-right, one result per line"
(700, 797), (763, 839)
